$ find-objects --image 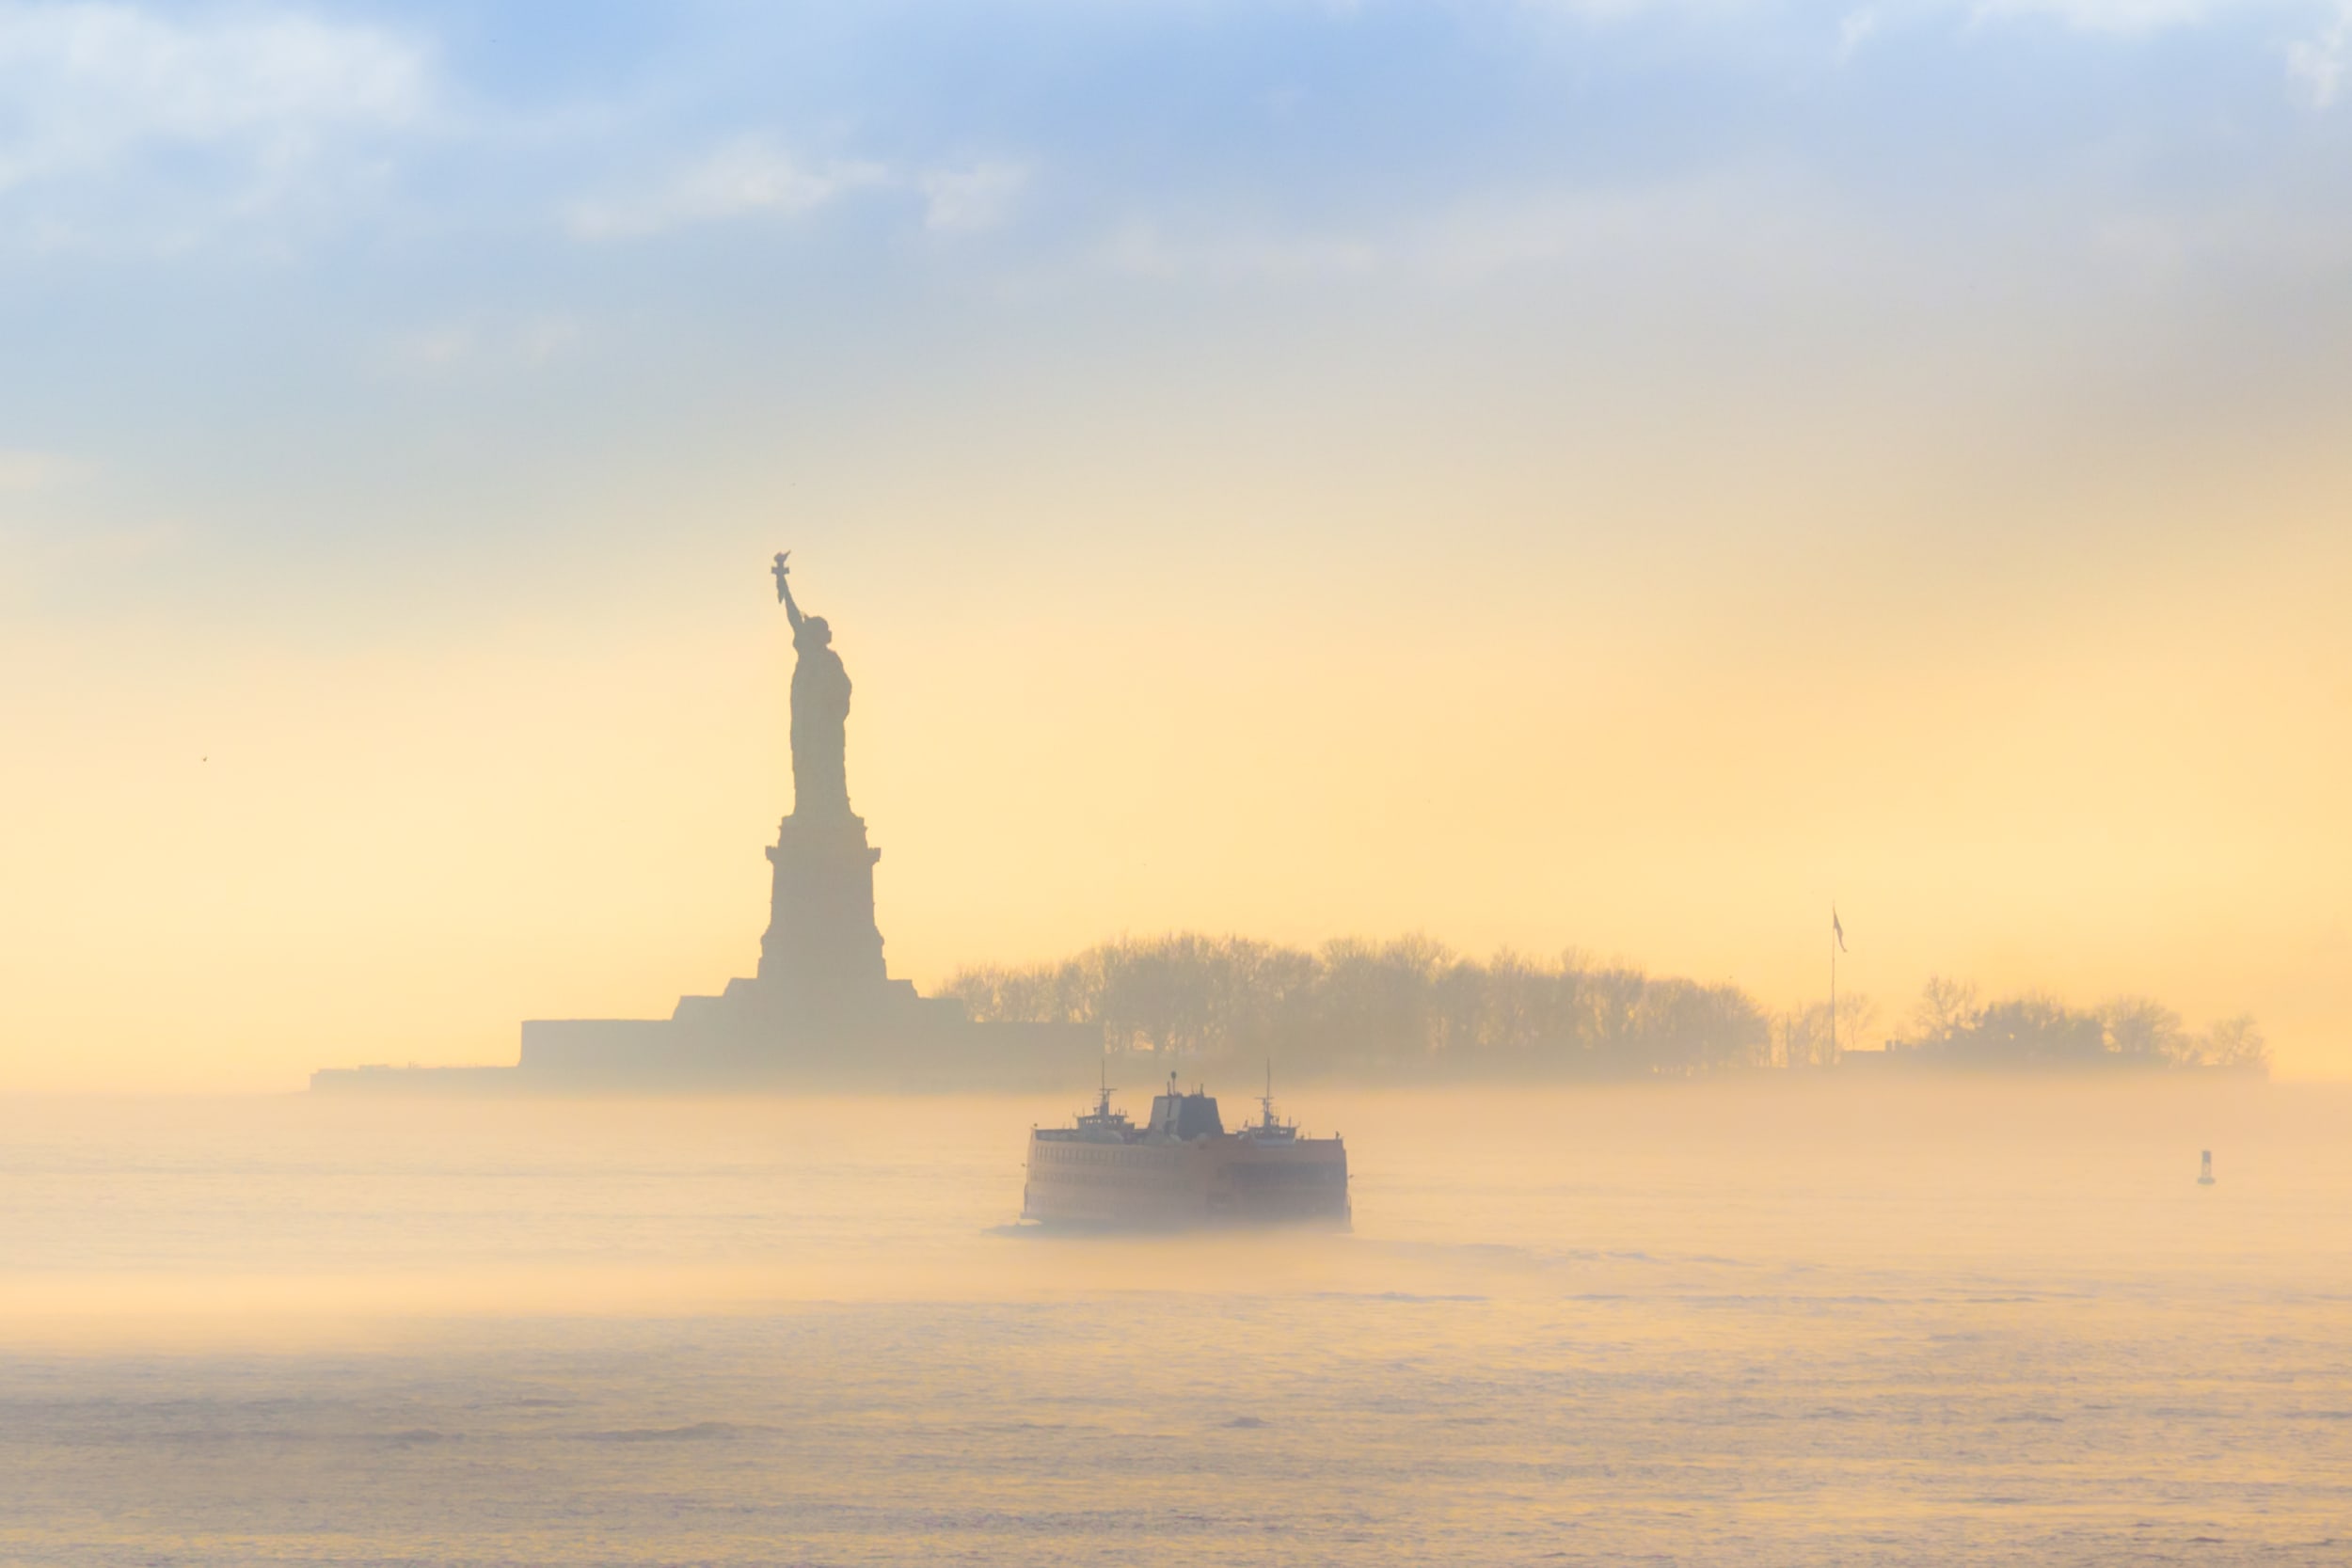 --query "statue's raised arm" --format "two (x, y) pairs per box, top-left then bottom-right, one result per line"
(772, 550), (805, 631)
(771, 550), (851, 818)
